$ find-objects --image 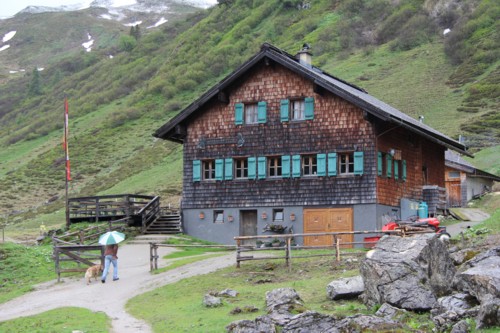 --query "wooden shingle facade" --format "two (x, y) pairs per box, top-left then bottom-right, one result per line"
(154, 43), (469, 245)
